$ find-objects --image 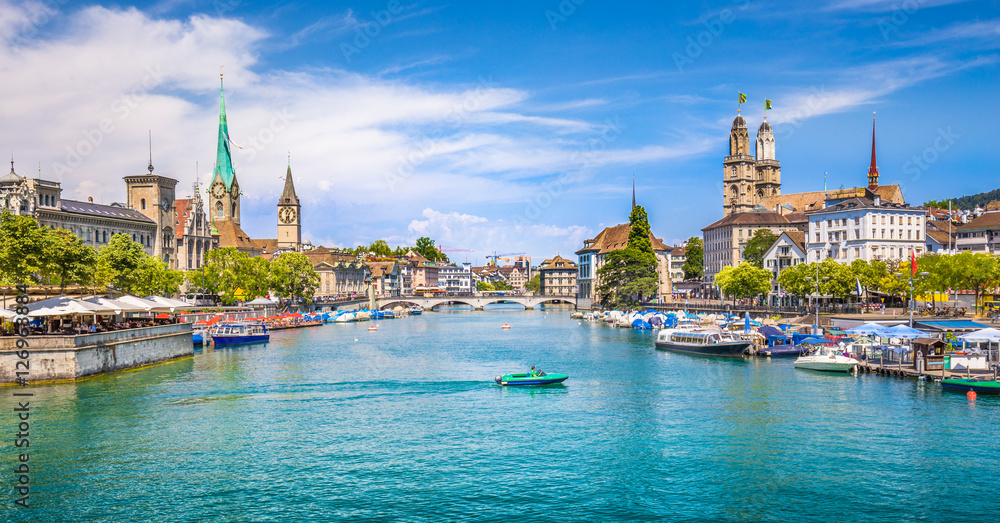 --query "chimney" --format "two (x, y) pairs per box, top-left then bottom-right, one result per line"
(874, 196), (881, 207)
(88, 196), (93, 202)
